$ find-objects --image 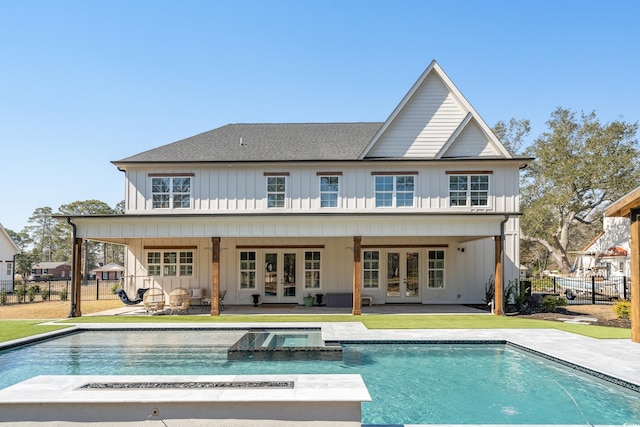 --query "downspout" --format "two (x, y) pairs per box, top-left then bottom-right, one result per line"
(67, 217), (77, 318)
(12, 254), (17, 290)
(498, 214), (510, 315)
